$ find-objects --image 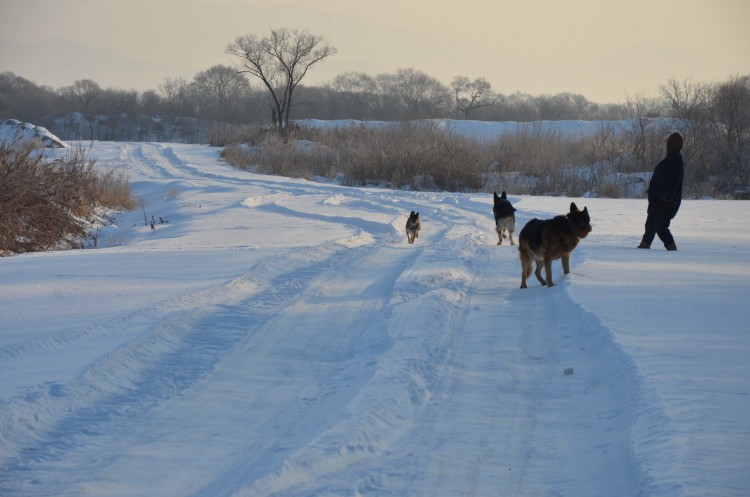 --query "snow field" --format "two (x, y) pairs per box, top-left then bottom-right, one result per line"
(1, 141), (748, 496)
